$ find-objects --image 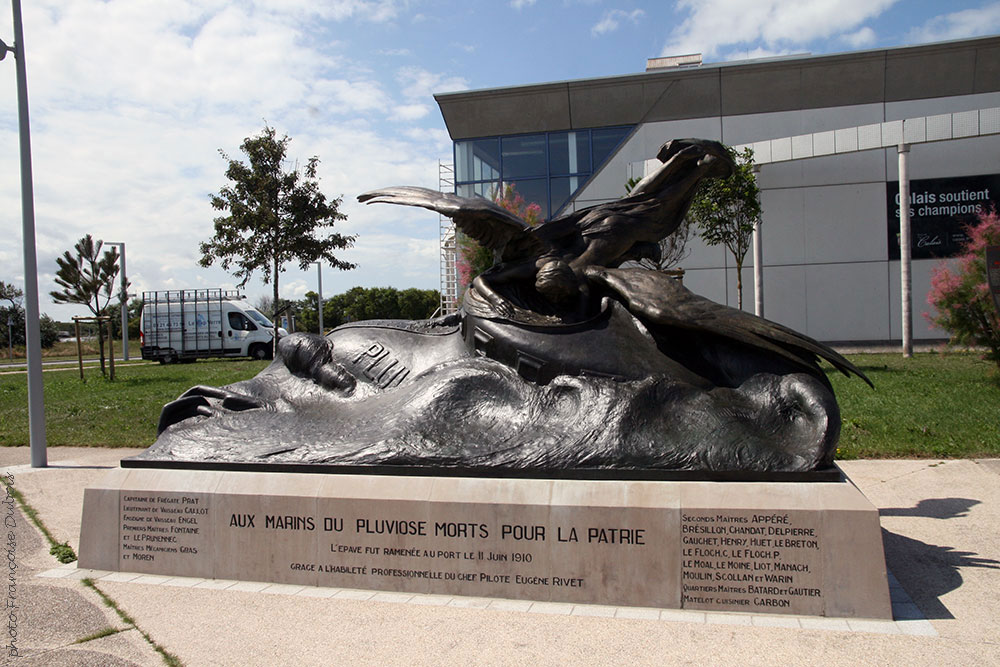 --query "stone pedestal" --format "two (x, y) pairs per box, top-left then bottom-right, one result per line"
(79, 467), (891, 619)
